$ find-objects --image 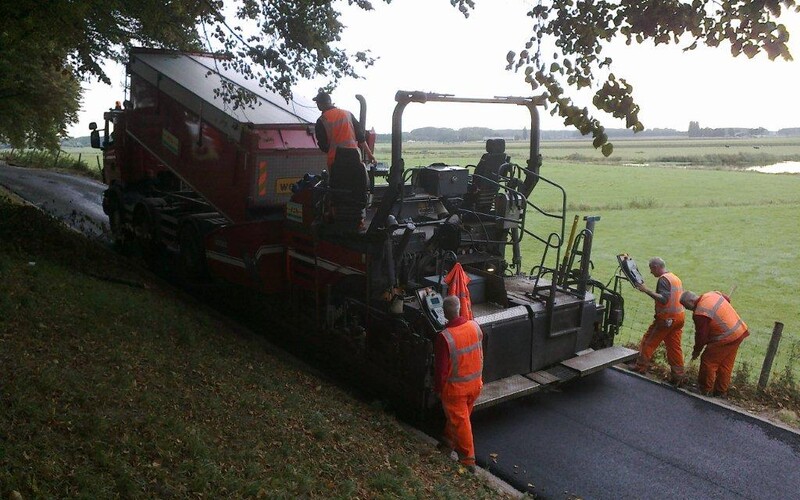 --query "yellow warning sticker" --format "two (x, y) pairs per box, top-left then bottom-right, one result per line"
(275, 177), (301, 194)
(162, 129), (180, 156)
(286, 201), (303, 223)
